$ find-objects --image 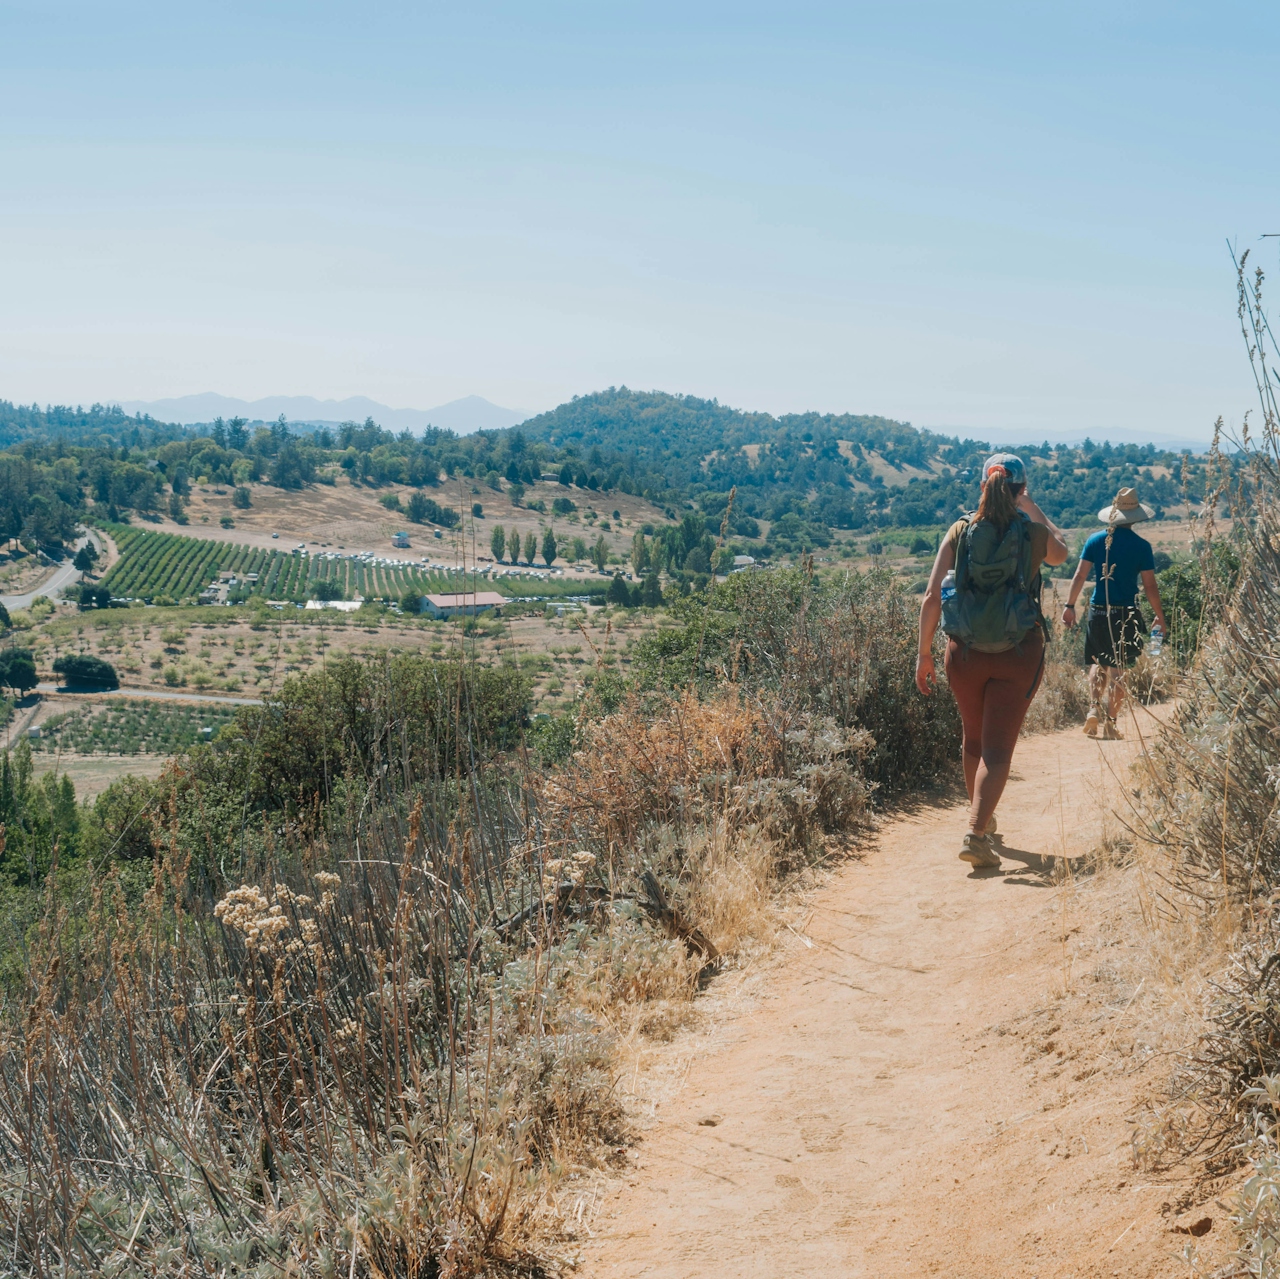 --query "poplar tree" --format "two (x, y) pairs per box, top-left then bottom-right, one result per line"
(591, 534), (609, 572)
